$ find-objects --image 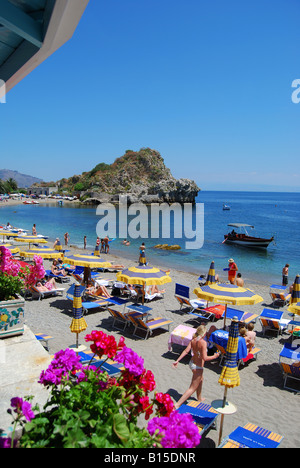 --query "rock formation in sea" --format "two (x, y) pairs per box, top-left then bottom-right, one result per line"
(57, 148), (200, 204)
